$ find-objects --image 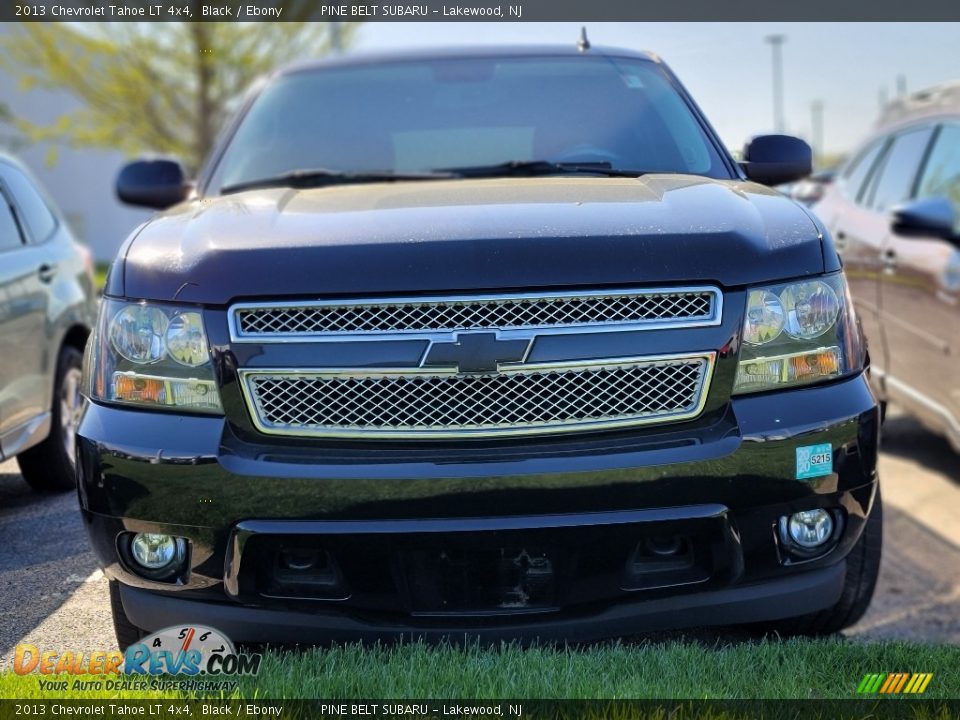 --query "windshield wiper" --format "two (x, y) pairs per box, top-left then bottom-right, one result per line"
(220, 168), (455, 195)
(221, 161), (645, 195)
(439, 160), (647, 178)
